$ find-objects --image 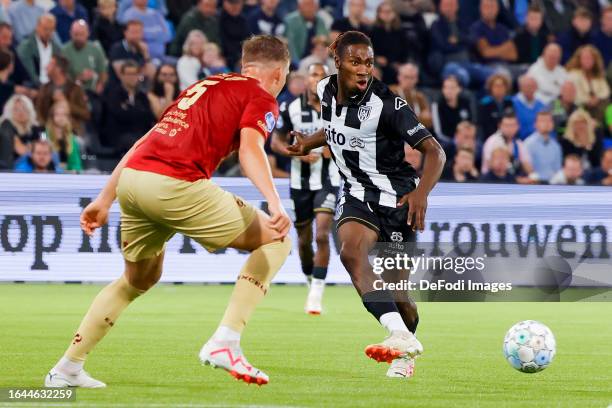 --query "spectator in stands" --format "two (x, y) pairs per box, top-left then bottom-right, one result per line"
(607, 103), (612, 137)
(482, 113), (533, 177)
(17, 14), (62, 87)
(219, 0), (249, 70)
(167, 0), (195, 27)
(370, 1), (406, 85)
(0, 94), (40, 169)
(298, 36), (336, 76)
(50, 0), (89, 44)
(432, 75), (473, 144)
(551, 80), (578, 136)
(584, 148), (612, 185)
(470, 0), (517, 65)
(247, 0), (285, 37)
(120, 0), (171, 63)
(442, 120), (481, 167)
(7, 0), (44, 43)
(63, 20), (108, 94)
(393, 63), (432, 129)
(478, 73), (513, 139)
(171, 0), (220, 57)
(285, 0), (329, 65)
(330, 0), (370, 42)
(558, 8), (594, 64)
(201, 43), (229, 77)
(539, 0), (574, 35)
(479, 147), (515, 183)
(14, 138), (60, 173)
(513, 5), (550, 66)
(92, 0), (123, 55)
(392, 0), (430, 66)
(35, 55), (90, 134)
(43, 100), (82, 172)
(550, 154), (585, 185)
(443, 146), (479, 182)
(102, 60), (155, 155)
(0, 49), (14, 112)
(108, 20), (155, 85)
(147, 63), (179, 119)
(512, 74), (546, 139)
(429, 0), (471, 82)
(0, 23), (33, 92)
(592, 5), (611, 66)
(177, 30), (206, 91)
(566, 45), (610, 121)
(278, 71), (306, 106)
(524, 110), (562, 182)
(561, 108), (602, 170)
(118, 0), (168, 20)
(528, 43), (567, 105)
